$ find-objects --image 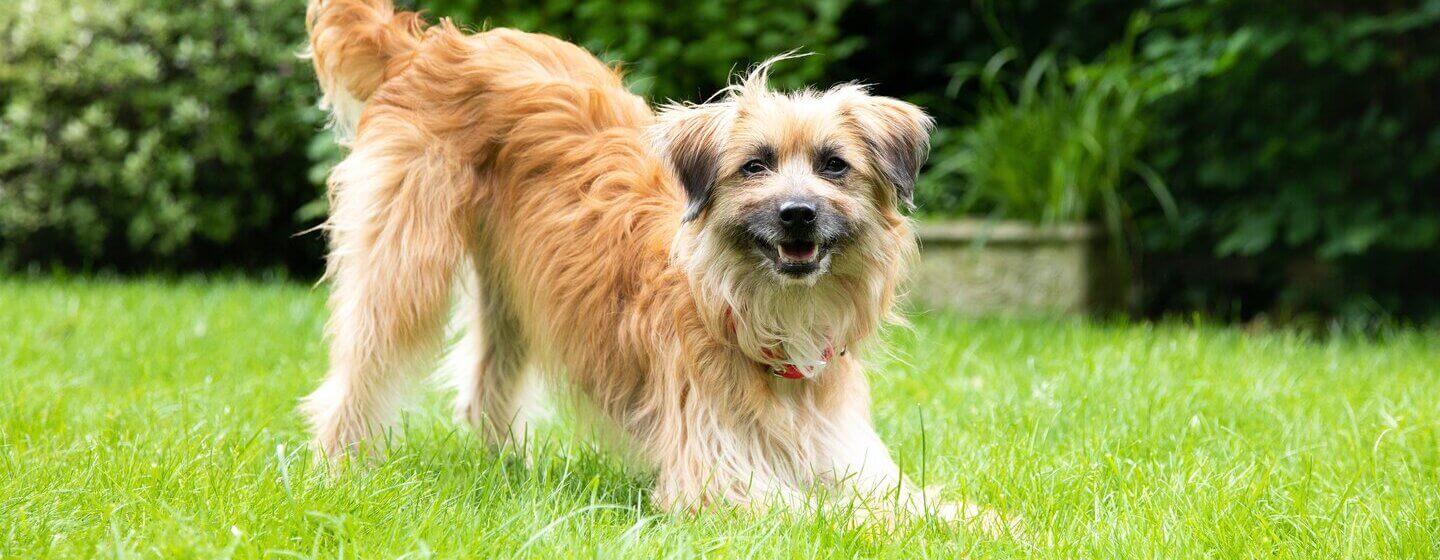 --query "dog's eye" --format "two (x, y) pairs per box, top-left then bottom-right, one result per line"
(741, 159), (768, 176)
(821, 157), (849, 176)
